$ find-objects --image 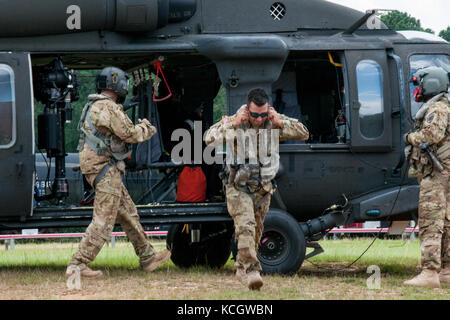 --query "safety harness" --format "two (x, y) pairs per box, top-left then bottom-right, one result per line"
(222, 118), (278, 209)
(408, 93), (450, 177)
(77, 94), (132, 188)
